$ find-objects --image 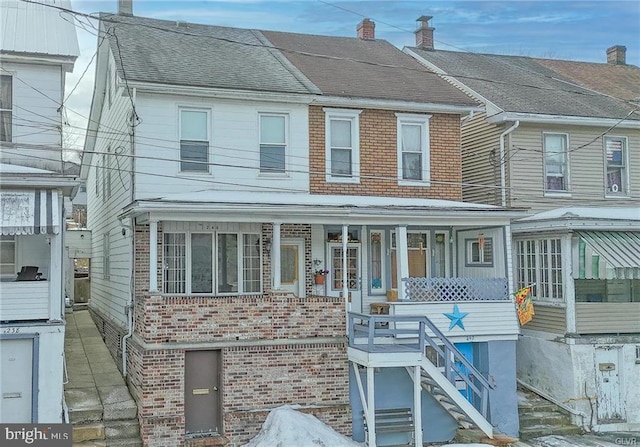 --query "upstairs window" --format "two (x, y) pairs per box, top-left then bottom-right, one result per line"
(397, 113), (430, 184)
(543, 133), (569, 193)
(604, 136), (628, 196)
(0, 75), (12, 142)
(180, 109), (209, 173)
(325, 108), (361, 183)
(259, 113), (287, 173)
